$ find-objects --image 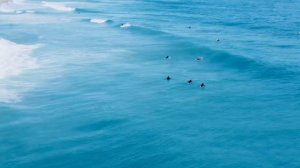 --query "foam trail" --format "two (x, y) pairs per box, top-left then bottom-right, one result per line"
(42, 1), (75, 12)
(90, 18), (108, 24)
(120, 23), (131, 28)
